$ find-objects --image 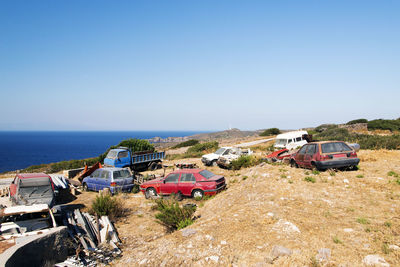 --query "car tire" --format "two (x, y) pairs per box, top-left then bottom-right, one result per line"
(211, 160), (217, 167)
(83, 183), (89, 192)
(176, 191), (183, 201)
(145, 187), (157, 199)
(149, 162), (158, 171)
(192, 189), (204, 200)
(290, 159), (298, 168)
(311, 162), (320, 171)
